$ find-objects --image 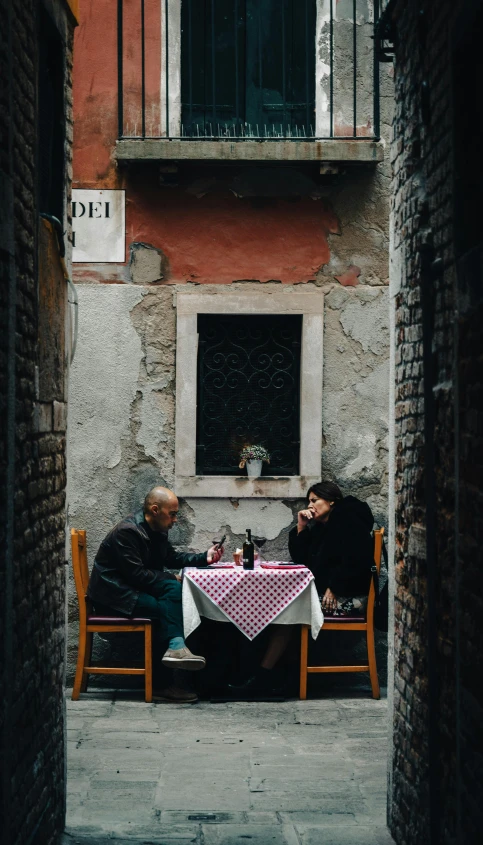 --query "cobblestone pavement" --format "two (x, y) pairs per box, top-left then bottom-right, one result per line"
(63, 691), (394, 845)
